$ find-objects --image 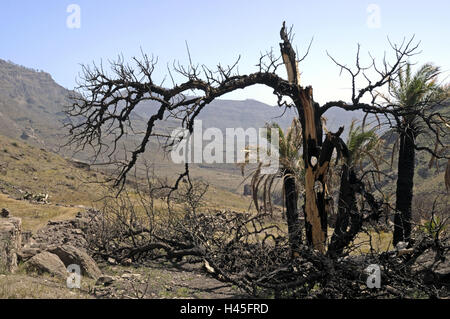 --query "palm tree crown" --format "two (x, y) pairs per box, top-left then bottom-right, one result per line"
(390, 63), (442, 131)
